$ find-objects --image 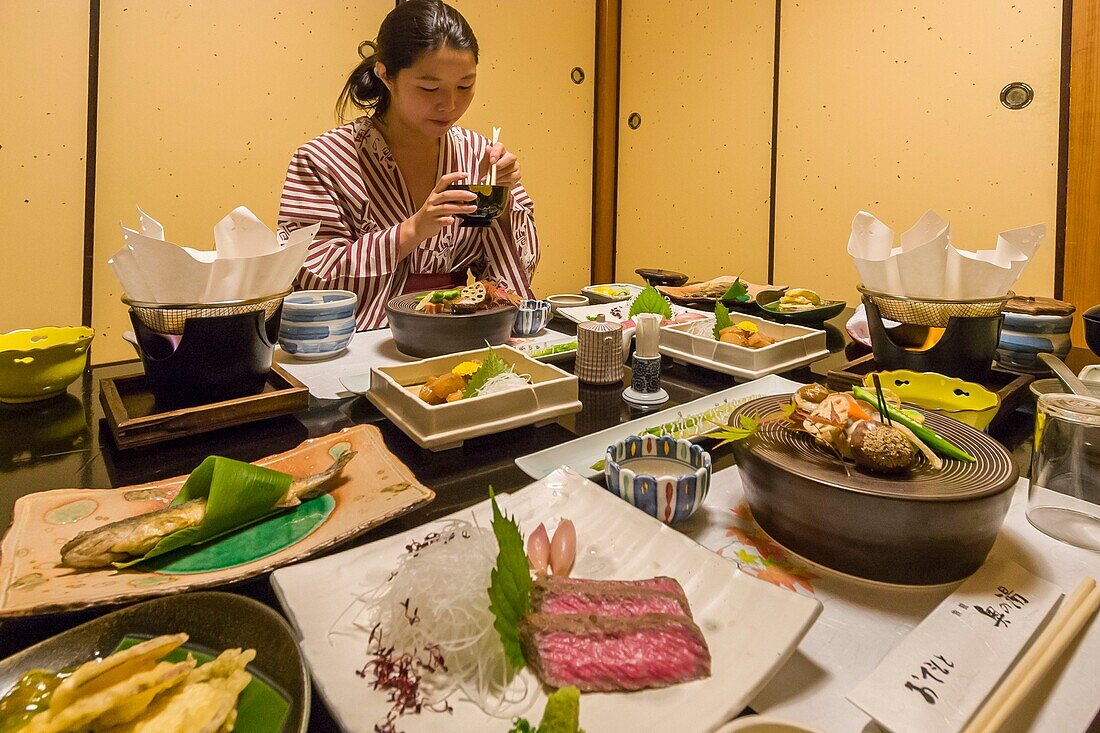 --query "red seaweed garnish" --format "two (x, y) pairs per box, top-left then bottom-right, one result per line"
(356, 622), (452, 733)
